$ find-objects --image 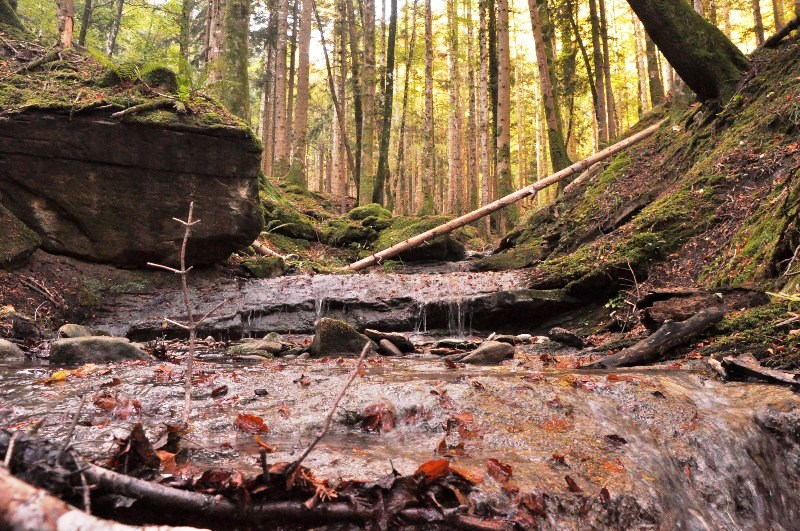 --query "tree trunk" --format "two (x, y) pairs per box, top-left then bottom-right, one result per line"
(568, 0), (599, 145)
(219, 0), (250, 119)
(752, 0), (765, 45)
(645, 34), (665, 106)
(495, 0), (515, 230)
(273, 0), (290, 174)
(599, 0), (617, 139)
(78, 0), (91, 46)
(260, 2), (278, 176)
(344, 0), (363, 191)
(178, 0), (191, 77)
(626, 0), (749, 101)
(466, 0), (479, 211)
(360, 0), (376, 205)
(772, 0), (784, 28)
(395, 0), (419, 215)
(528, 0), (571, 172)
(106, 0), (123, 54)
(420, 0), (435, 214)
(373, 0), (397, 205)
(589, 0), (608, 144)
(337, 8), (348, 203)
(285, 0), (299, 162)
(446, 0), (462, 214)
(207, 0), (227, 82)
(291, 0), (312, 185)
(633, 15), (649, 115)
